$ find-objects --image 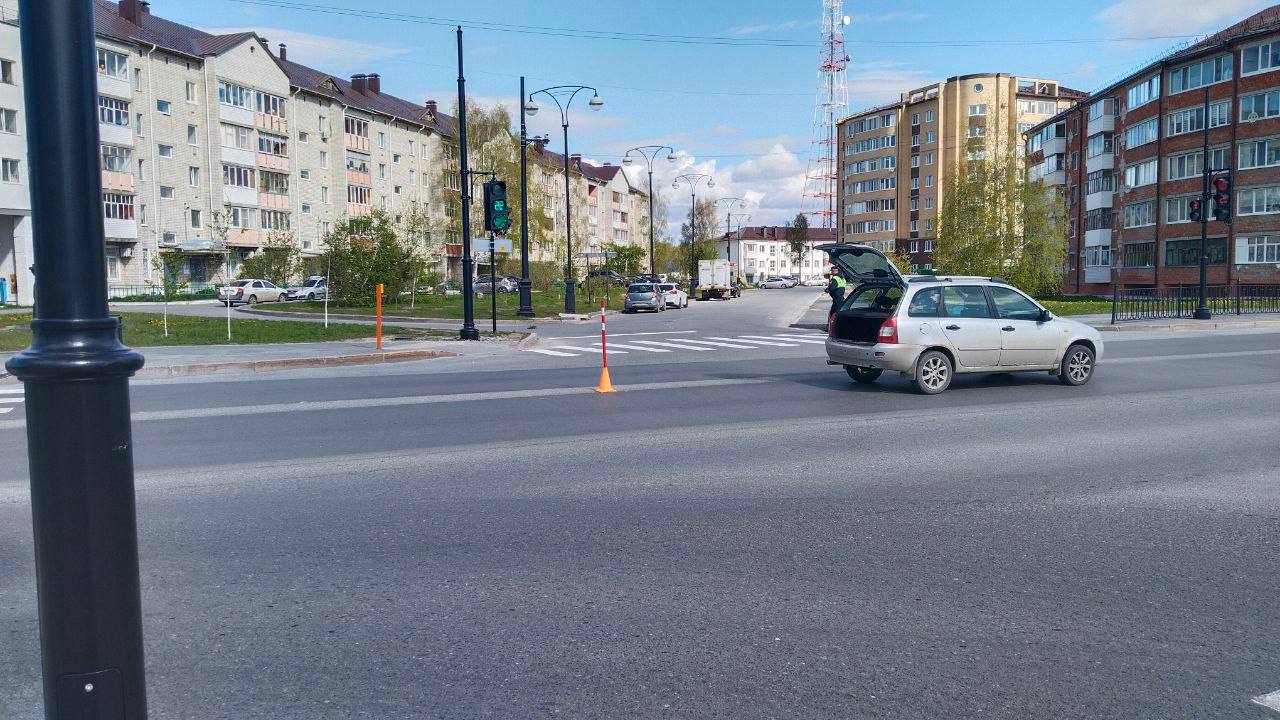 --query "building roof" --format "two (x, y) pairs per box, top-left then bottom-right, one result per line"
(726, 226), (837, 241)
(277, 58), (455, 137)
(1027, 3), (1280, 134)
